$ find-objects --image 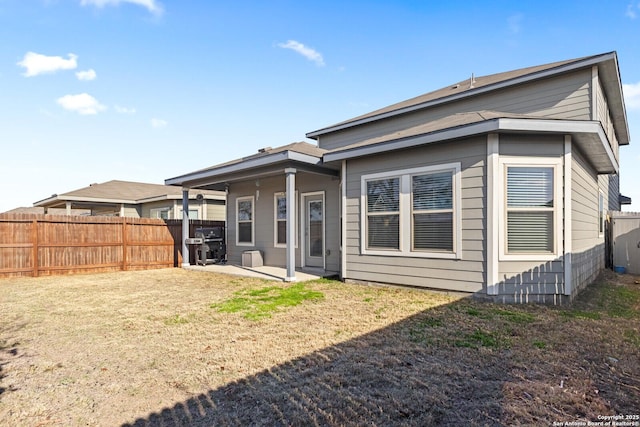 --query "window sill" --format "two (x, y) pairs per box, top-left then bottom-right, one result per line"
(499, 253), (560, 262)
(362, 248), (460, 260)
